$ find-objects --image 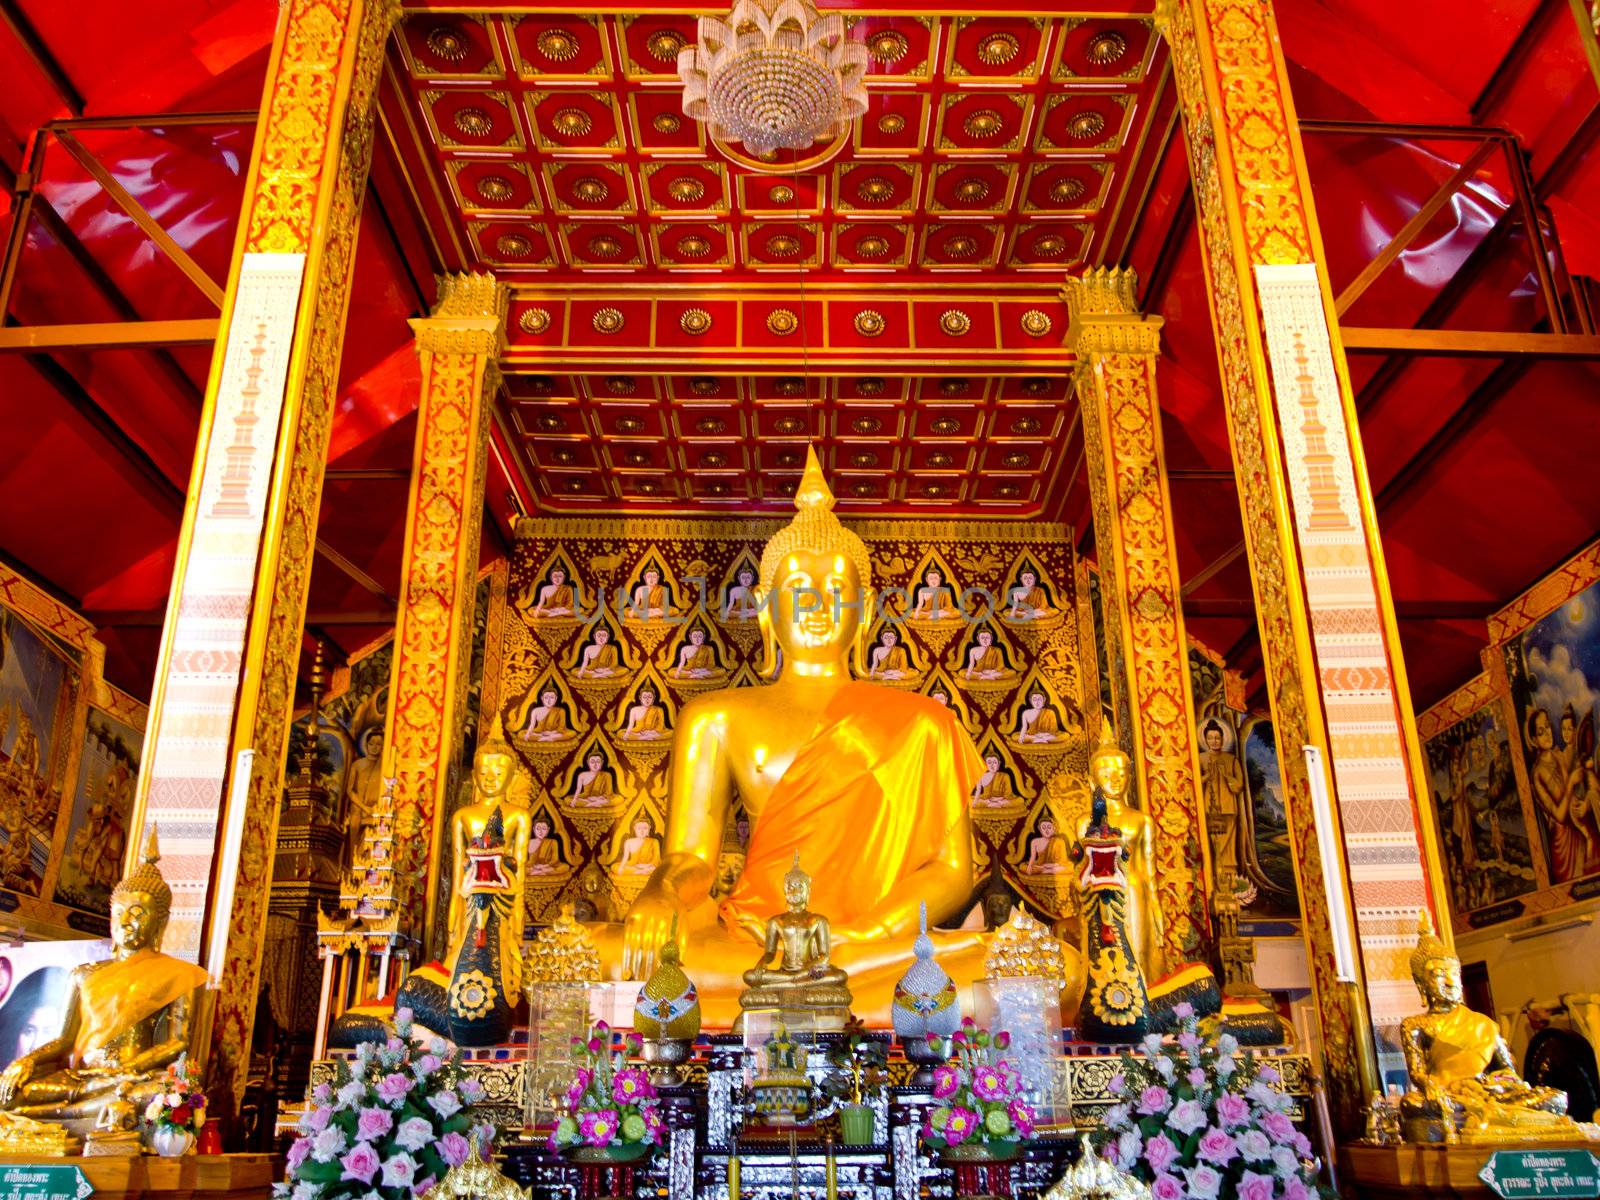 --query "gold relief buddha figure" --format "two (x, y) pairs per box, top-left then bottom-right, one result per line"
(973, 753), (1018, 810)
(628, 568), (676, 620)
(602, 447), (1035, 1027)
(724, 567), (759, 621)
(527, 816), (570, 878)
(525, 567), (576, 619)
(911, 569), (961, 621)
(867, 627), (913, 681)
(1022, 818), (1072, 875)
(1400, 911), (1577, 1143)
(574, 627), (622, 678)
(519, 687), (575, 743)
(668, 629), (722, 680)
(1005, 570), (1055, 621)
(1014, 691), (1066, 744)
(568, 751), (619, 809)
(616, 818), (663, 876)
(0, 828), (208, 1123)
(619, 687), (668, 741)
(1079, 732), (1165, 981)
(736, 855), (852, 1031)
(961, 628), (1015, 684)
